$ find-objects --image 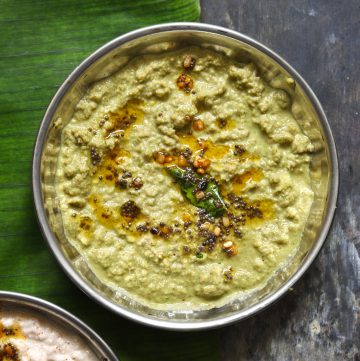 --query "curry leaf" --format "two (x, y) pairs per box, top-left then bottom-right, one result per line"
(167, 165), (227, 217)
